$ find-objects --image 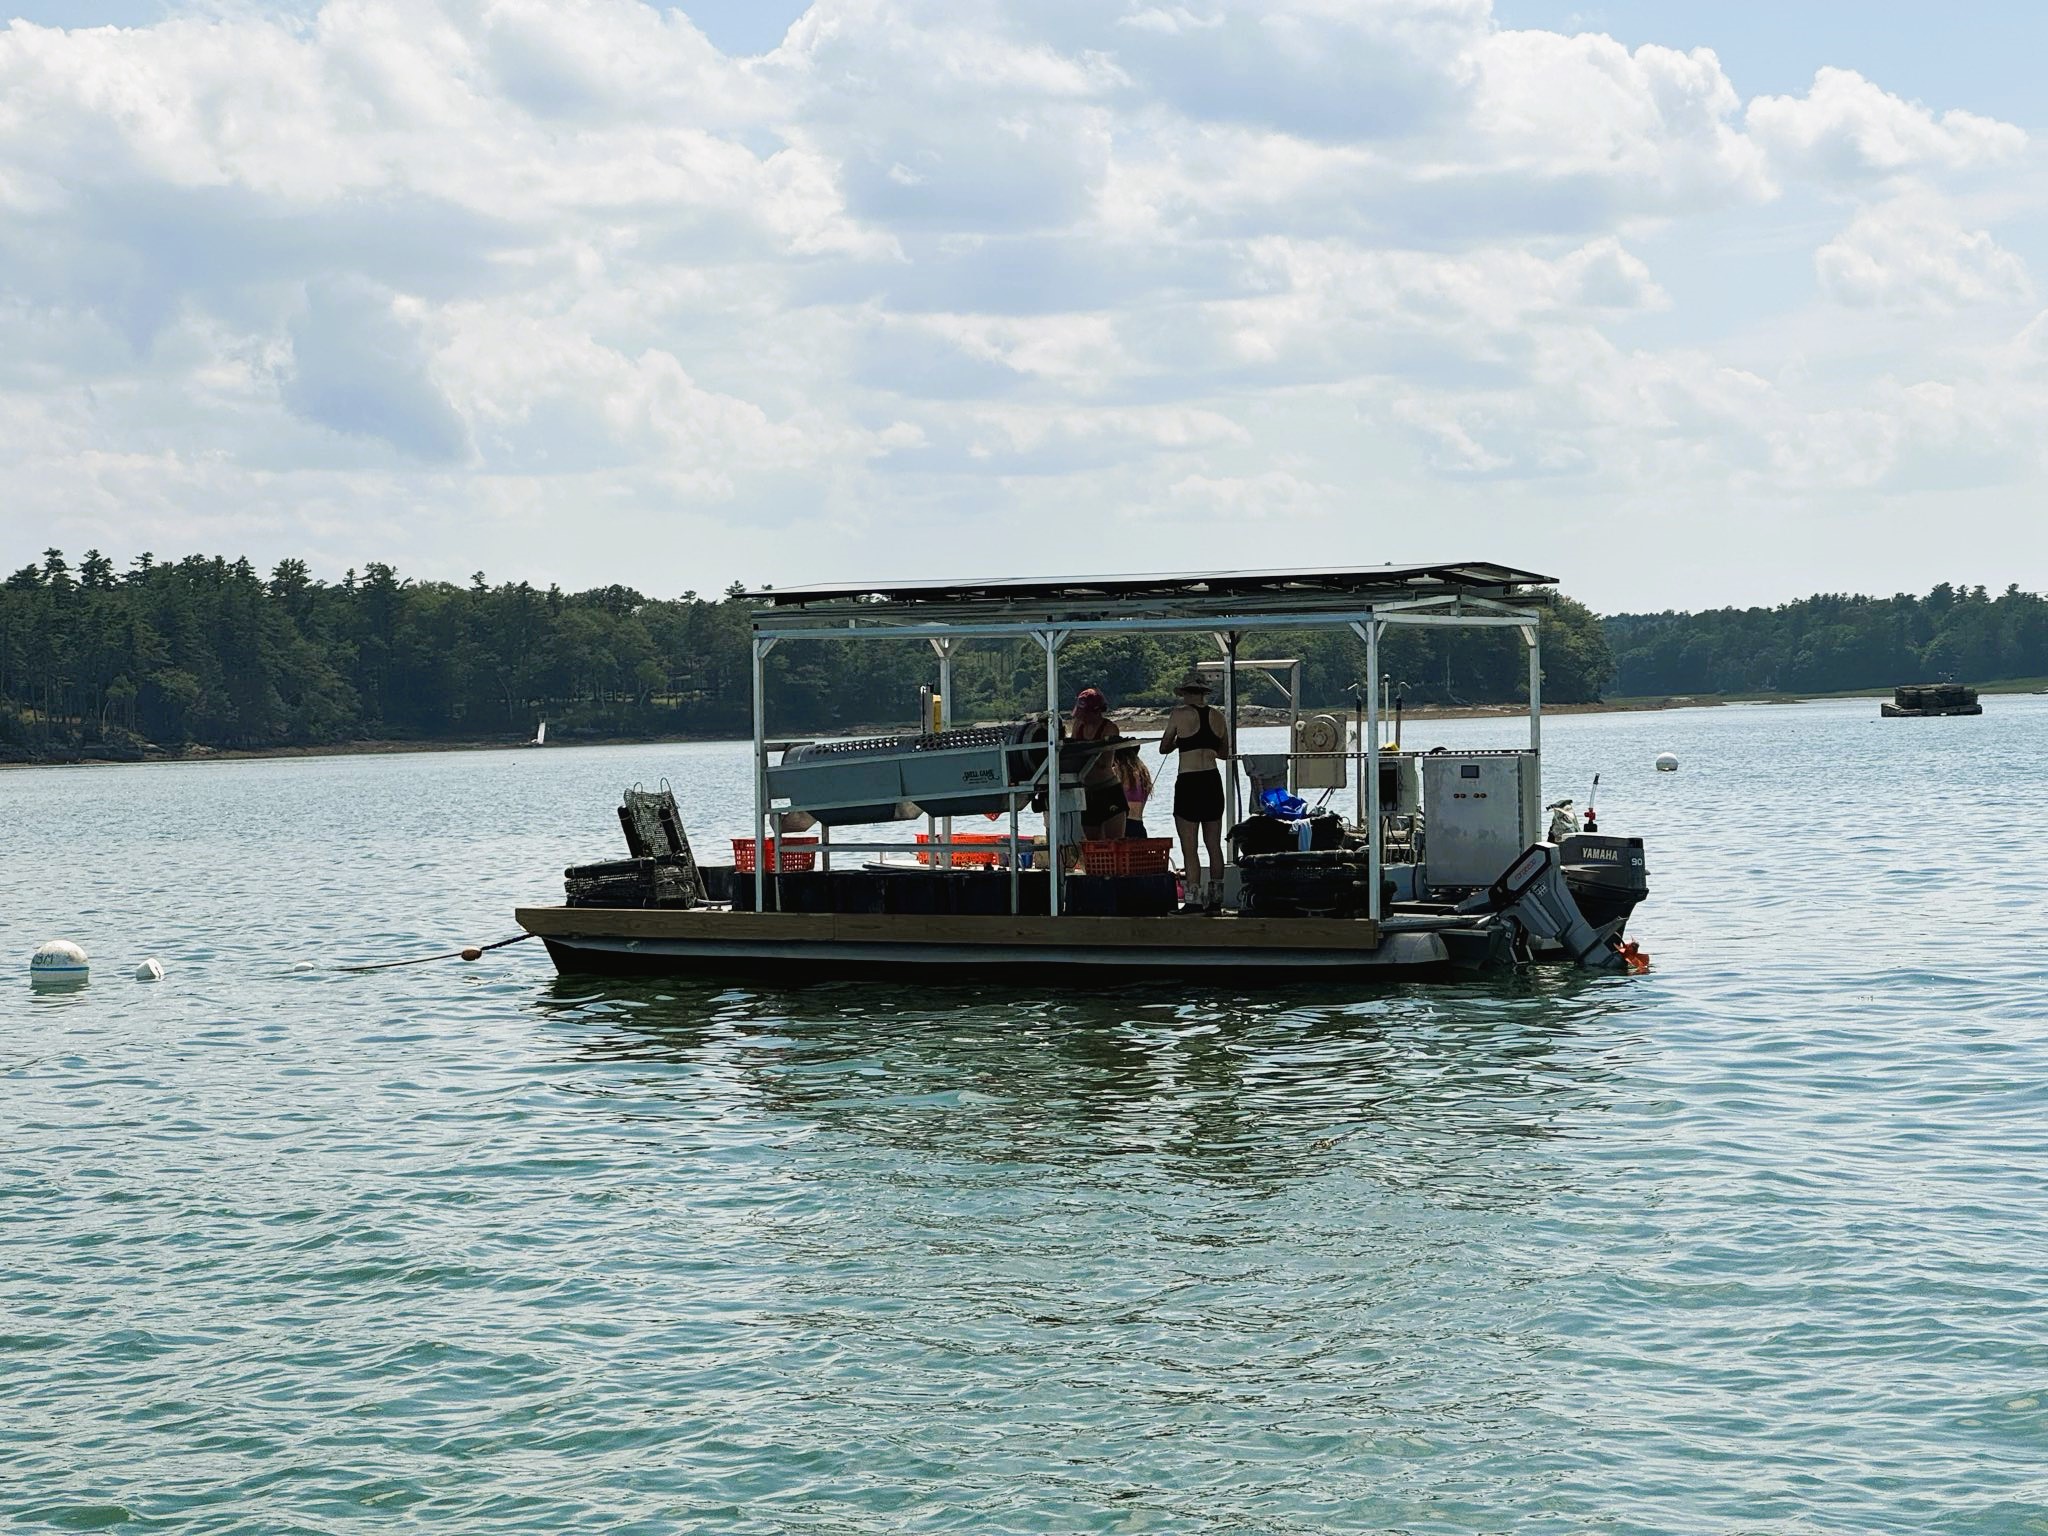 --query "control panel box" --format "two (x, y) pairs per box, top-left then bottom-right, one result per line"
(1422, 752), (1540, 889)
